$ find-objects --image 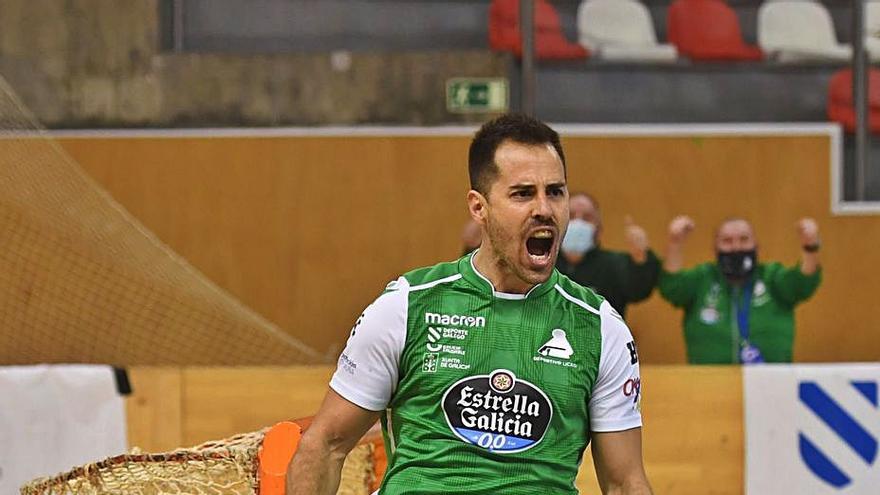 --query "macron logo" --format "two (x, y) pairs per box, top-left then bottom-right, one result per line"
(425, 312), (486, 328)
